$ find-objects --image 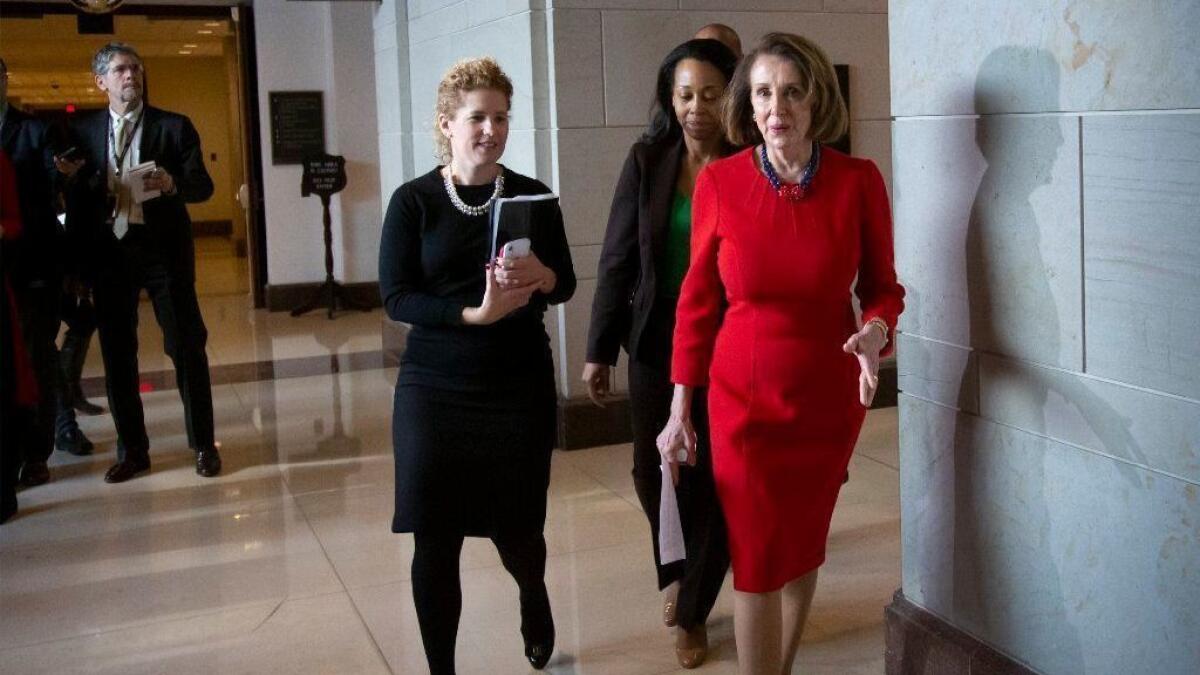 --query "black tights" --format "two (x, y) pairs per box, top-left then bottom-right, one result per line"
(412, 531), (553, 675)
